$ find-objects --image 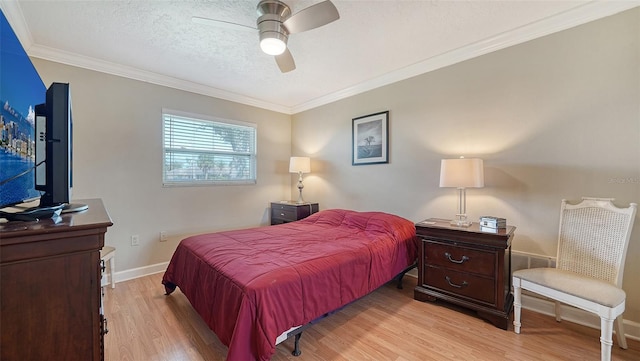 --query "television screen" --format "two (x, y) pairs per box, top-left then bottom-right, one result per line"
(0, 10), (46, 209)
